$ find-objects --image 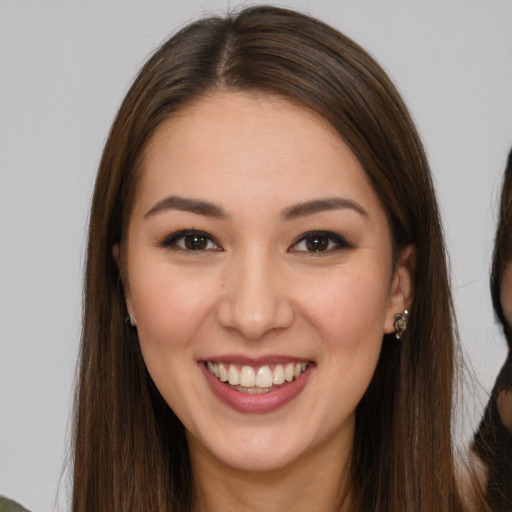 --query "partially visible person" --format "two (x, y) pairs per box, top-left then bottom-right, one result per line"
(473, 147), (512, 512)
(0, 496), (30, 512)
